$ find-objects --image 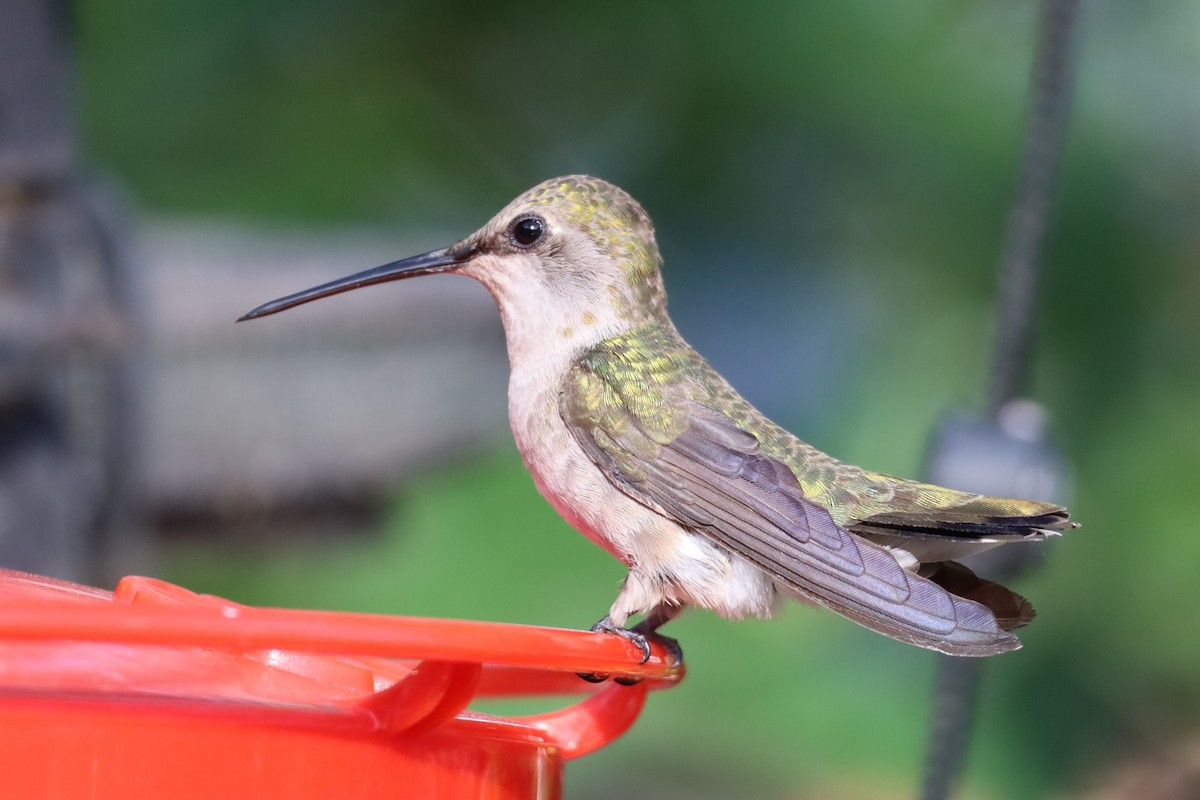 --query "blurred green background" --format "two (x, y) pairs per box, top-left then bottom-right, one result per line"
(77, 1), (1199, 798)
